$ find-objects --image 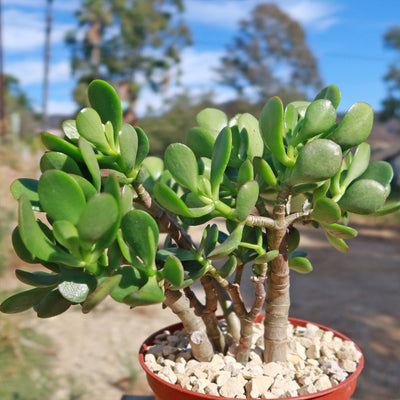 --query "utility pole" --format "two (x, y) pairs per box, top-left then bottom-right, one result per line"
(43, 0), (54, 131)
(0, 0), (7, 140)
